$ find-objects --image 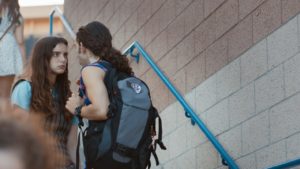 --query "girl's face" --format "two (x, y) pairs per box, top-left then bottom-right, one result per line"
(49, 43), (68, 75)
(0, 150), (24, 169)
(77, 42), (89, 66)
